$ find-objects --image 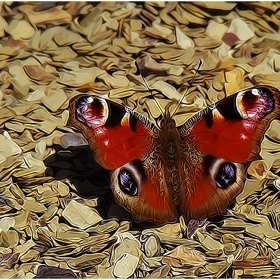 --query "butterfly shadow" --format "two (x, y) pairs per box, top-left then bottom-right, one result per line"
(43, 144), (155, 230)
